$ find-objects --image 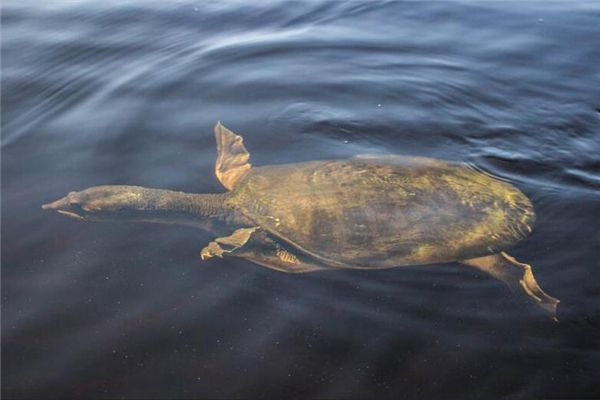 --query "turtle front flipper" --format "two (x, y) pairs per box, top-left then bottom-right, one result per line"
(460, 252), (560, 320)
(214, 122), (252, 190)
(200, 228), (324, 273)
(200, 227), (259, 260)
